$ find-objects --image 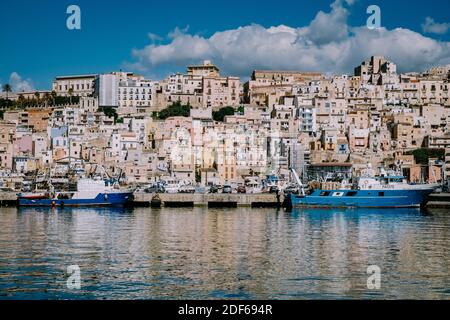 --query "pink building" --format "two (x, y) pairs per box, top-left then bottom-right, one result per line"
(14, 135), (33, 155)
